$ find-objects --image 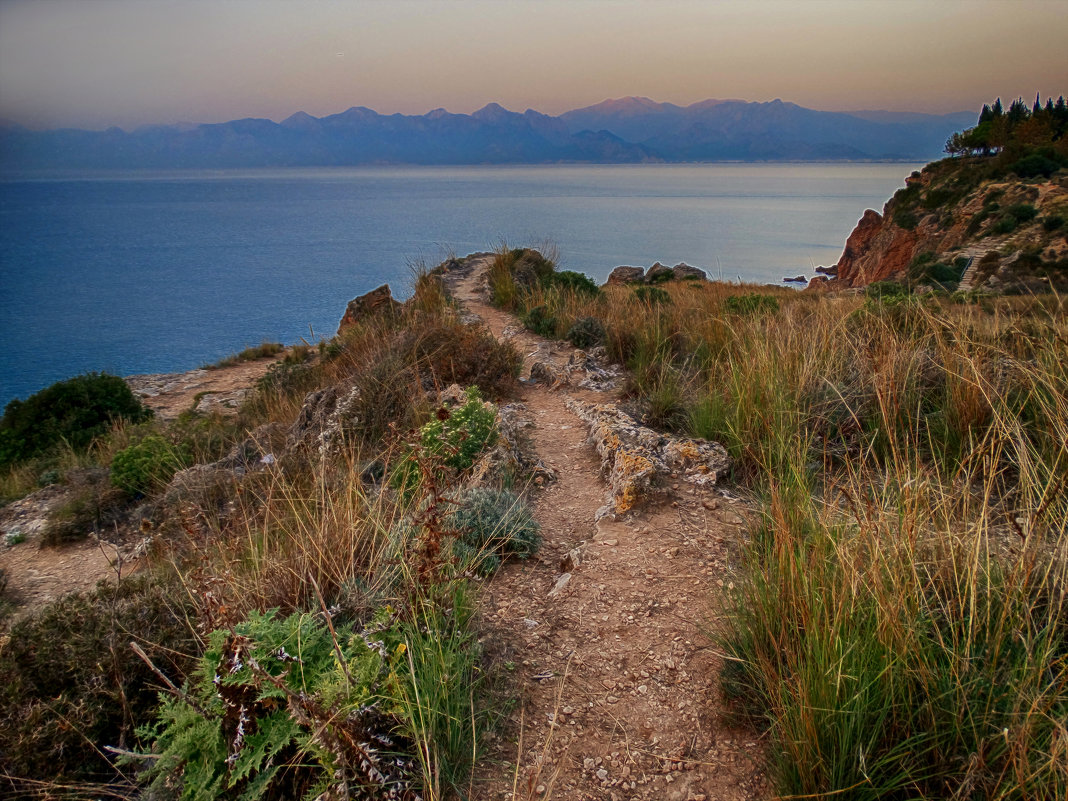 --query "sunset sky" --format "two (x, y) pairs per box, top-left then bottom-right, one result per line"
(0, 0), (1064, 130)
